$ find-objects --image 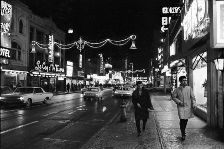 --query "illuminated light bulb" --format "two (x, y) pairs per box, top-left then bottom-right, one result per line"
(130, 40), (137, 49)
